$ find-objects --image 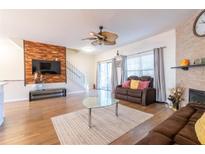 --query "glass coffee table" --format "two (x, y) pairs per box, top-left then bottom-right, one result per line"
(83, 96), (119, 128)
